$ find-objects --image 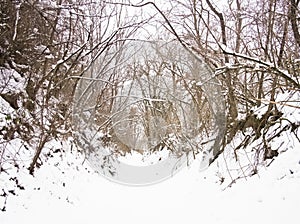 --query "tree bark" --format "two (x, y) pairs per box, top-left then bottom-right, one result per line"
(290, 0), (300, 48)
(206, 0), (229, 63)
